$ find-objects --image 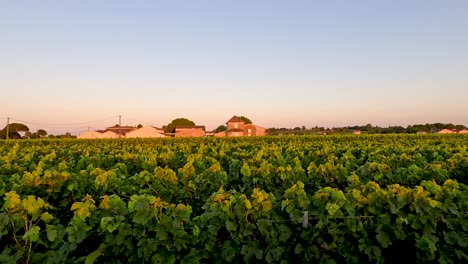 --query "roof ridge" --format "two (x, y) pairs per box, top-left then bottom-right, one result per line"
(227, 115), (243, 123)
